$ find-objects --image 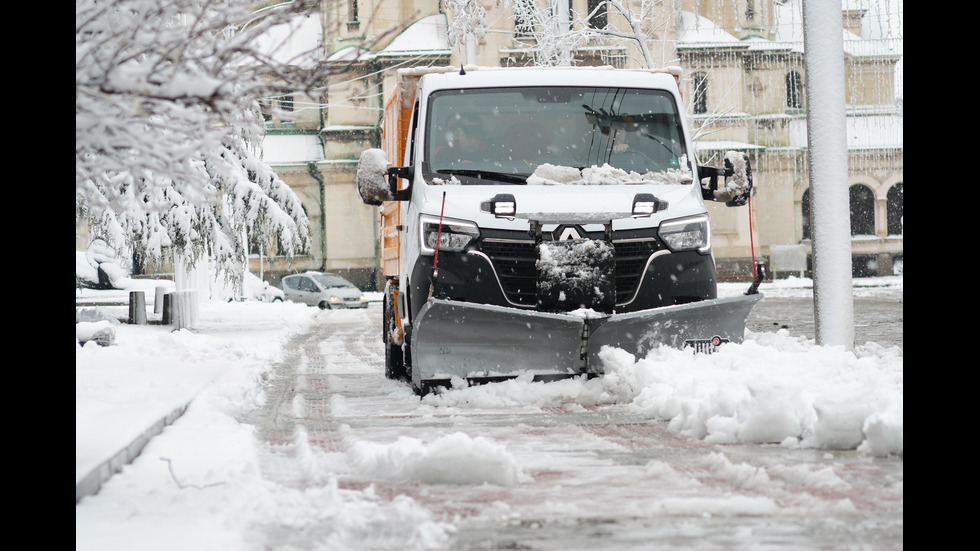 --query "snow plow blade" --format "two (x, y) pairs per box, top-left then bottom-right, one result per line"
(411, 299), (589, 393)
(410, 293), (762, 394)
(586, 293), (763, 365)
